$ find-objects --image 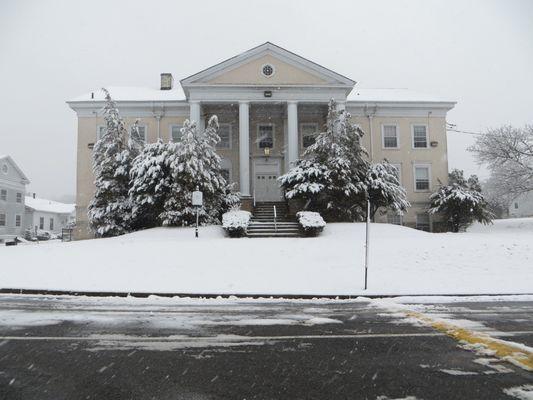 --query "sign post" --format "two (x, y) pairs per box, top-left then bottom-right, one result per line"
(192, 186), (203, 238)
(364, 199), (370, 290)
